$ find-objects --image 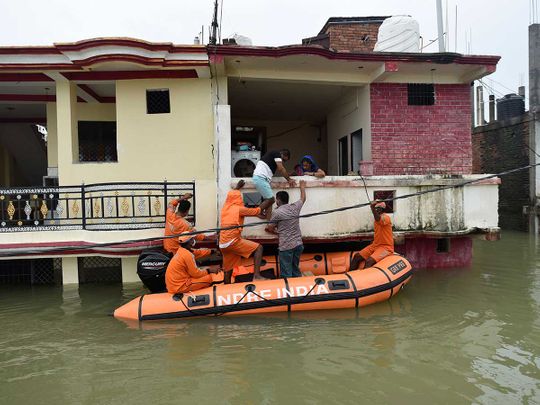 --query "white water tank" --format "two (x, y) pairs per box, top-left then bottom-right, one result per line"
(374, 16), (420, 53)
(233, 34), (252, 46)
